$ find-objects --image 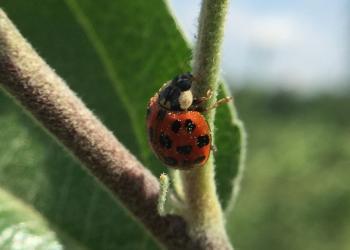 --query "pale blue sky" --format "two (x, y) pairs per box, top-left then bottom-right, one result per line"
(169, 0), (348, 92)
